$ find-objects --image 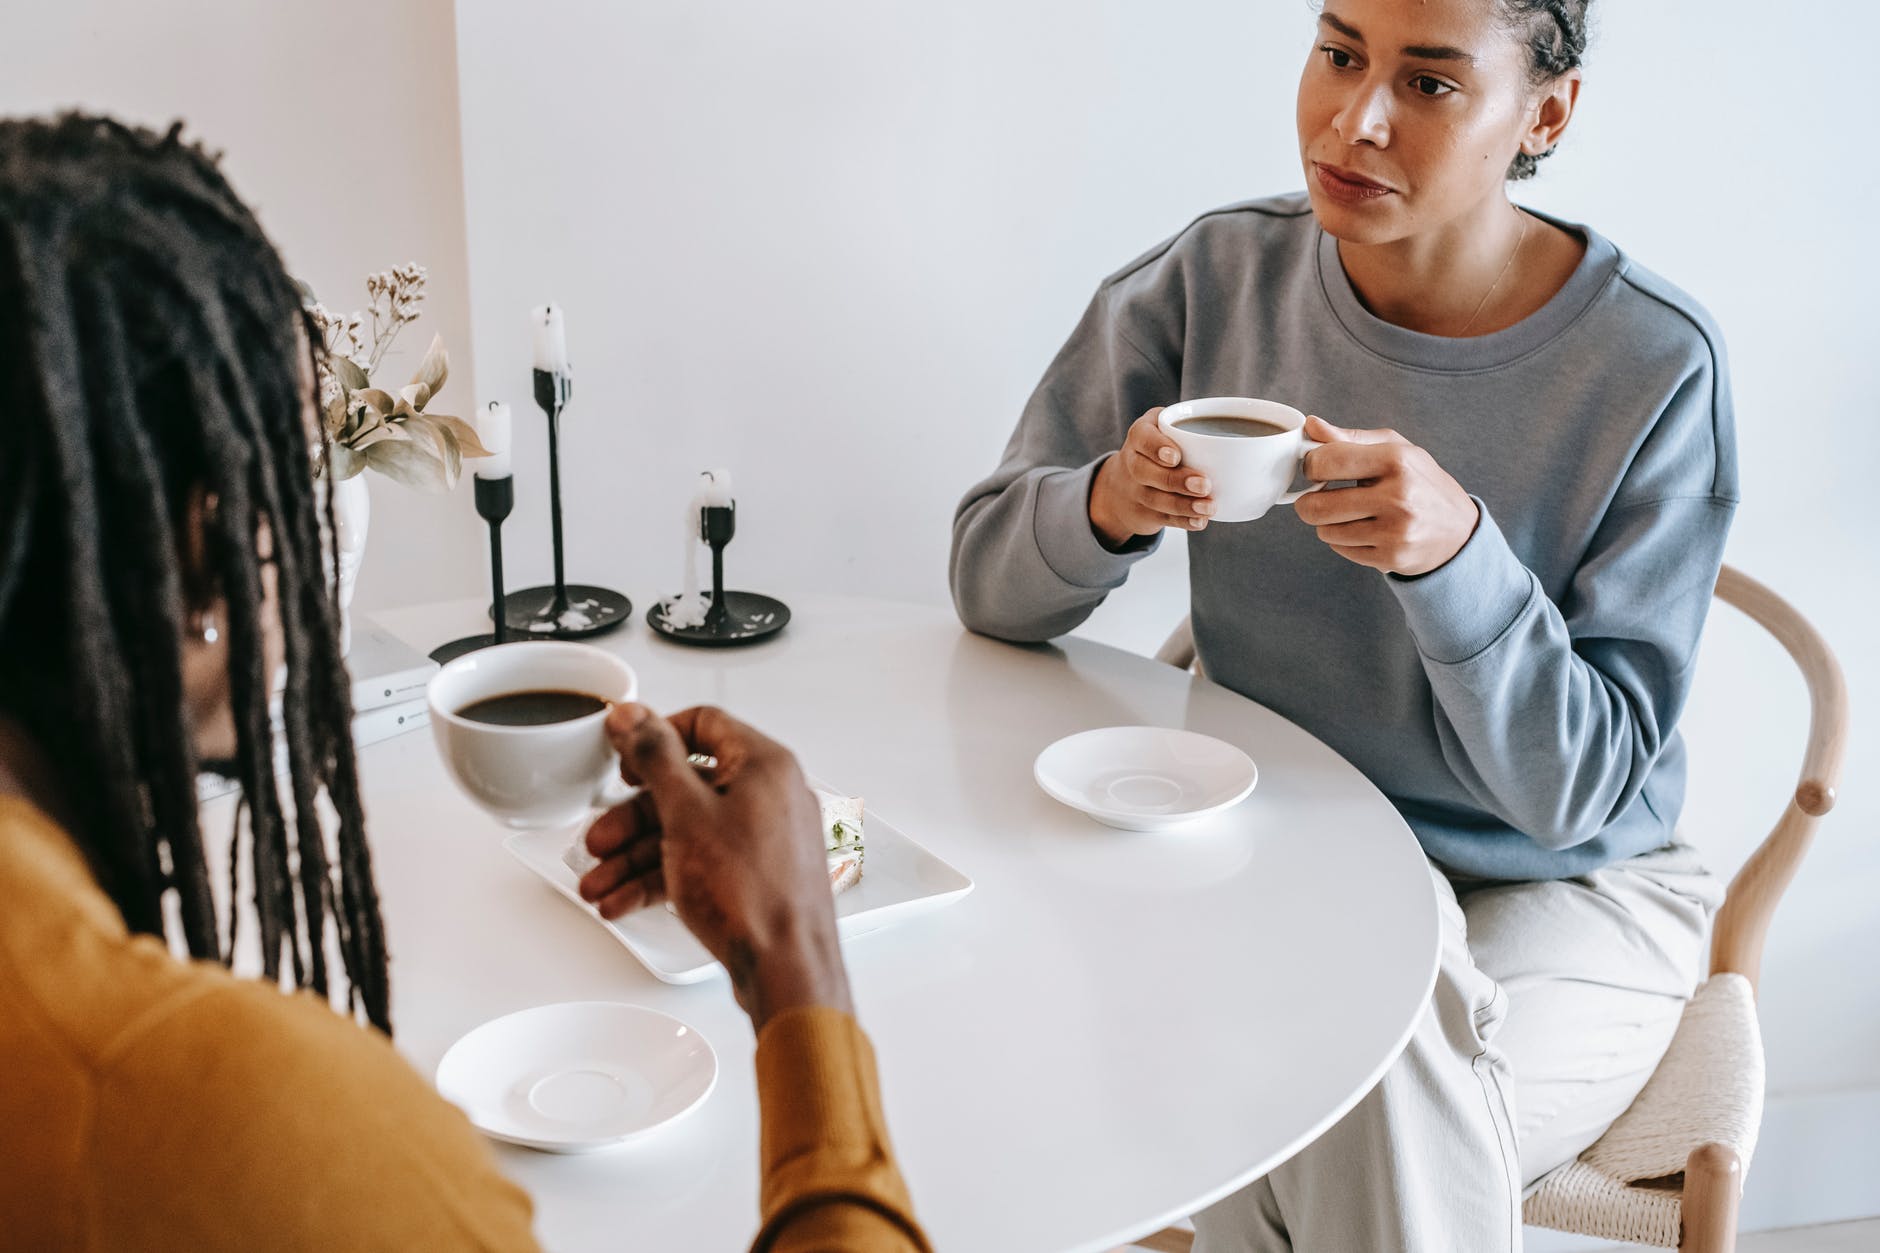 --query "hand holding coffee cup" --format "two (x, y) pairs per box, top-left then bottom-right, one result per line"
(1293, 415), (1482, 577)
(1088, 407), (1220, 549)
(577, 704), (854, 1029)
(1156, 398), (1326, 524)
(428, 641), (638, 828)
